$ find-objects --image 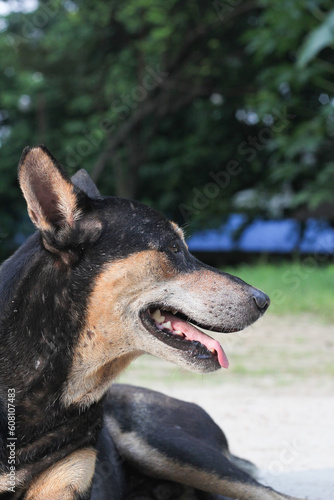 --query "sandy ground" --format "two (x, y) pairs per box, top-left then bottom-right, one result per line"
(119, 314), (334, 500)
